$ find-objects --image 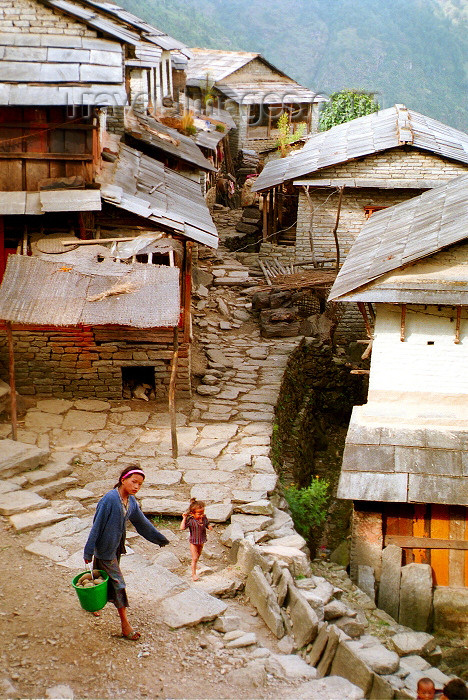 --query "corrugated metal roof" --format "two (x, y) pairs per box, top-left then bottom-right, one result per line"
(126, 112), (215, 172)
(0, 254), (180, 327)
(253, 104), (468, 192)
(328, 174), (468, 302)
(216, 81), (321, 105)
(98, 143), (218, 248)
